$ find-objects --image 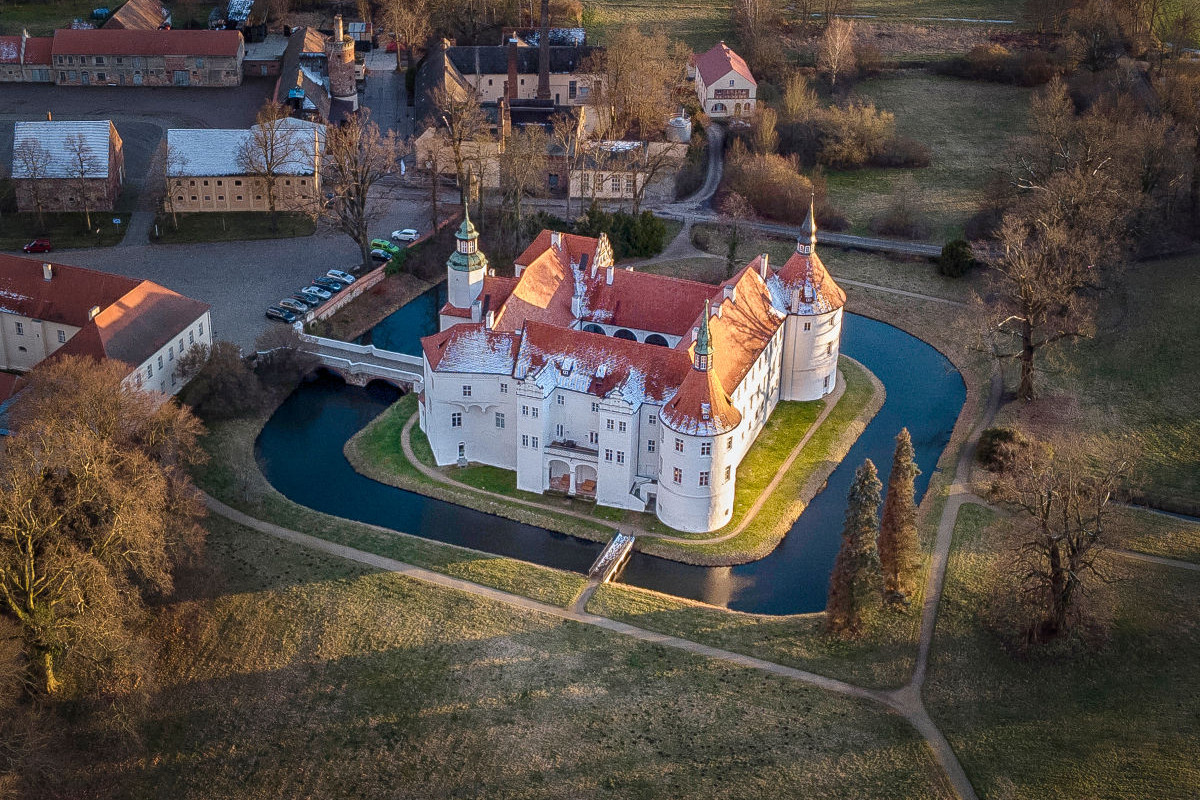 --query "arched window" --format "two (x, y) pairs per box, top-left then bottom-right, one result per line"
(711, 102), (727, 114)
(583, 323), (605, 335)
(613, 329), (637, 341)
(645, 334), (669, 347)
